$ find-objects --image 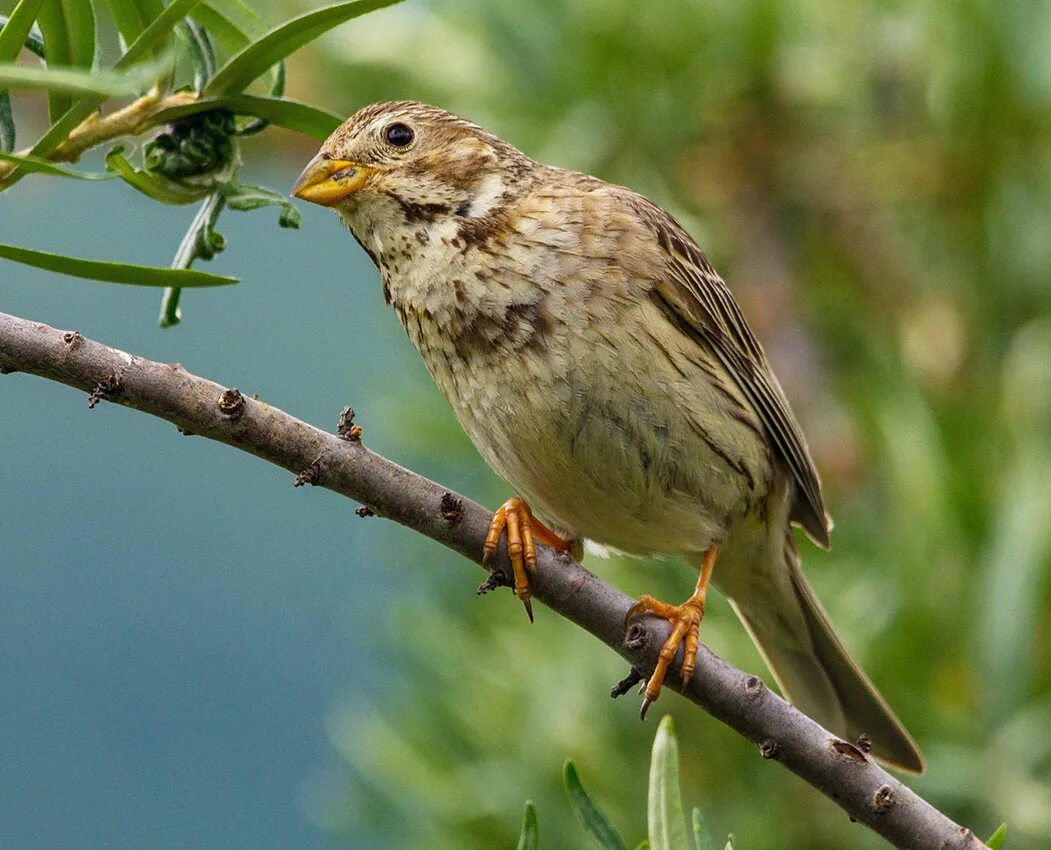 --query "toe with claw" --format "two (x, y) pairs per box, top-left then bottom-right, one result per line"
(481, 497), (575, 623)
(625, 545), (718, 719)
